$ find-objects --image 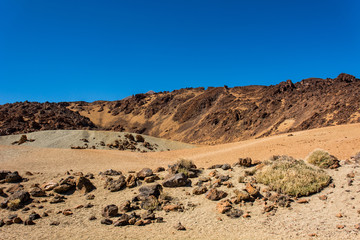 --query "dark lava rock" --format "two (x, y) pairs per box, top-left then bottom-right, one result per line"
(113, 214), (130, 226)
(101, 169), (122, 176)
(29, 187), (46, 197)
(126, 174), (137, 188)
(102, 204), (118, 217)
(138, 184), (163, 198)
(0, 170), (11, 180)
(221, 164), (231, 170)
(192, 186), (208, 195)
(154, 167), (165, 173)
(5, 171), (23, 183)
(76, 176), (96, 194)
(13, 217), (23, 224)
(29, 212), (41, 221)
(86, 194), (95, 200)
(6, 190), (31, 209)
(53, 177), (76, 194)
(205, 188), (227, 201)
(162, 173), (191, 188)
(137, 168), (153, 179)
(119, 200), (131, 212)
(105, 176), (126, 192)
(24, 219), (35, 225)
(226, 209), (244, 218)
(101, 218), (113, 225)
(174, 222), (186, 231)
(6, 184), (24, 194)
(50, 195), (66, 204)
(237, 158), (253, 167)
